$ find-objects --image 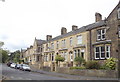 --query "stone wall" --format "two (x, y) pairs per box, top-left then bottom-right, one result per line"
(56, 67), (118, 78)
(42, 66), (51, 72)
